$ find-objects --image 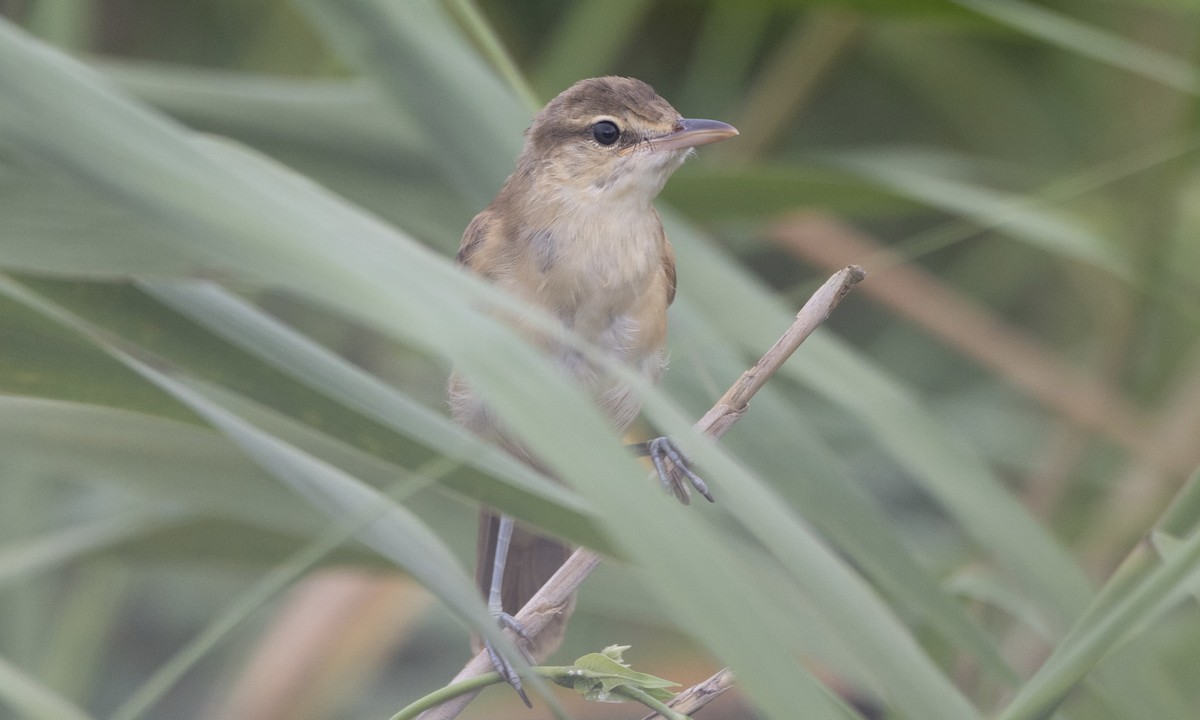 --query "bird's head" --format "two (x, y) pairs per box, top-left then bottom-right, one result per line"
(518, 77), (737, 205)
